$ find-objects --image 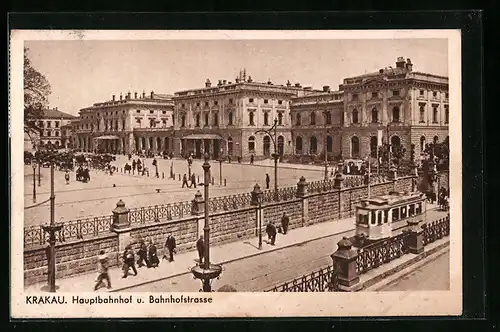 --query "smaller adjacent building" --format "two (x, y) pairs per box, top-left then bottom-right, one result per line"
(27, 107), (76, 150)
